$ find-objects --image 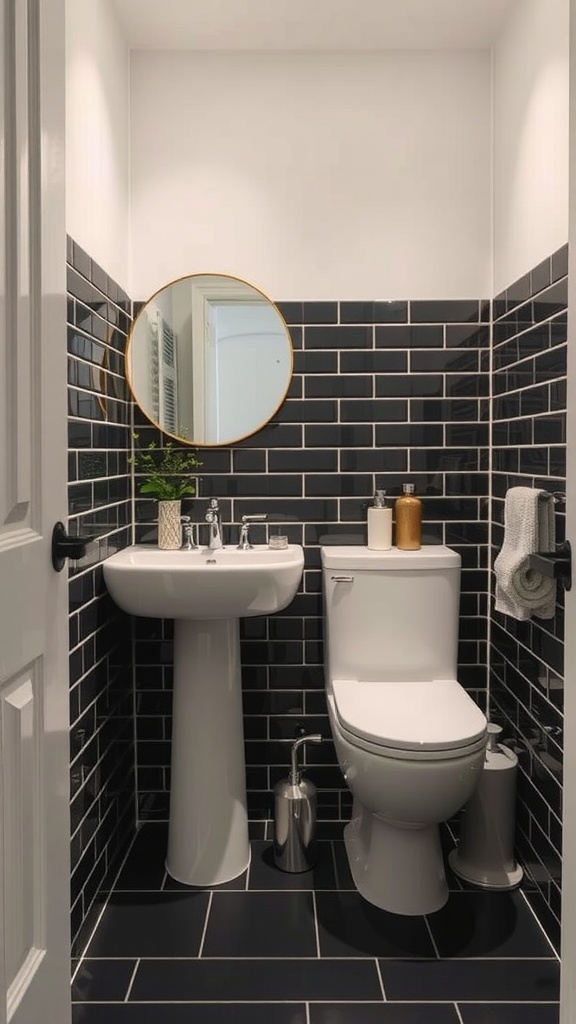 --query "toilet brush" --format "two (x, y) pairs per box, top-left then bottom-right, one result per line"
(273, 734), (322, 872)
